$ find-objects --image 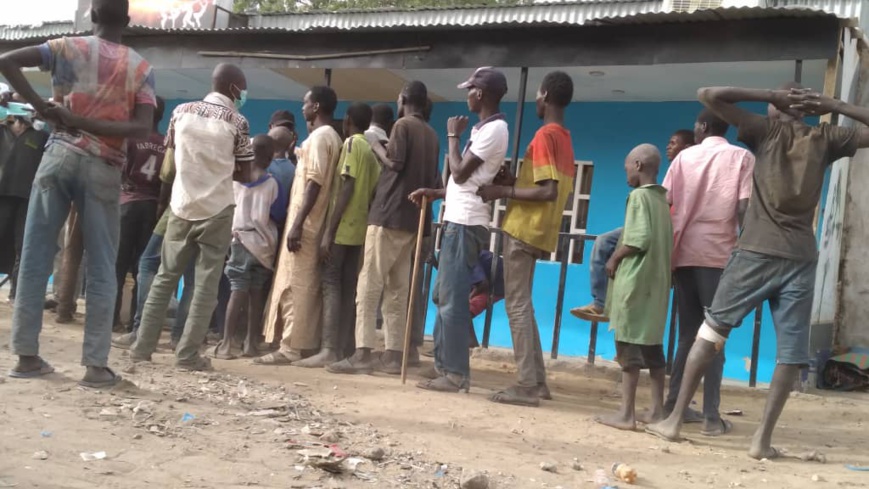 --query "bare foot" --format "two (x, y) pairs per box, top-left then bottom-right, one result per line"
(213, 340), (235, 360)
(241, 340), (260, 358)
(637, 408), (665, 424)
(594, 412), (637, 431)
(749, 435), (781, 460)
(293, 349), (340, 369)
(645, 418), (683, 442)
